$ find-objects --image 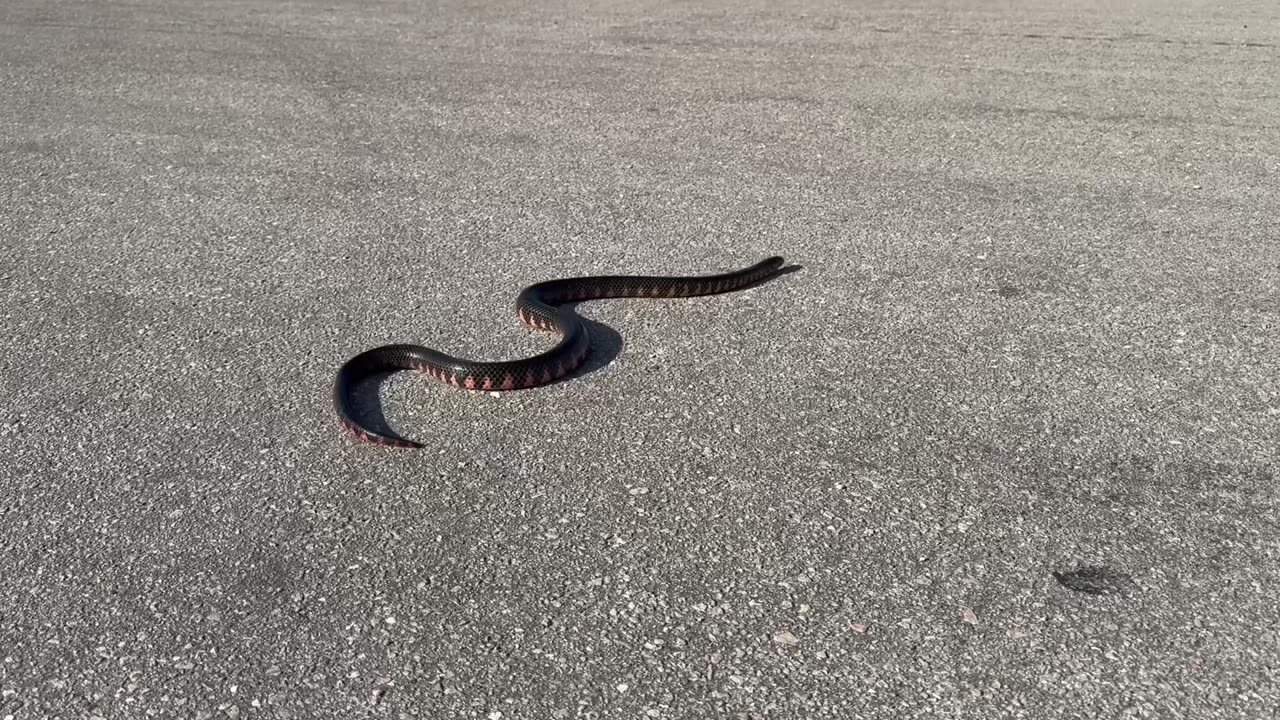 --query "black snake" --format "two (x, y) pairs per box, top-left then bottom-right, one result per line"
(334, 256), (786, 448)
